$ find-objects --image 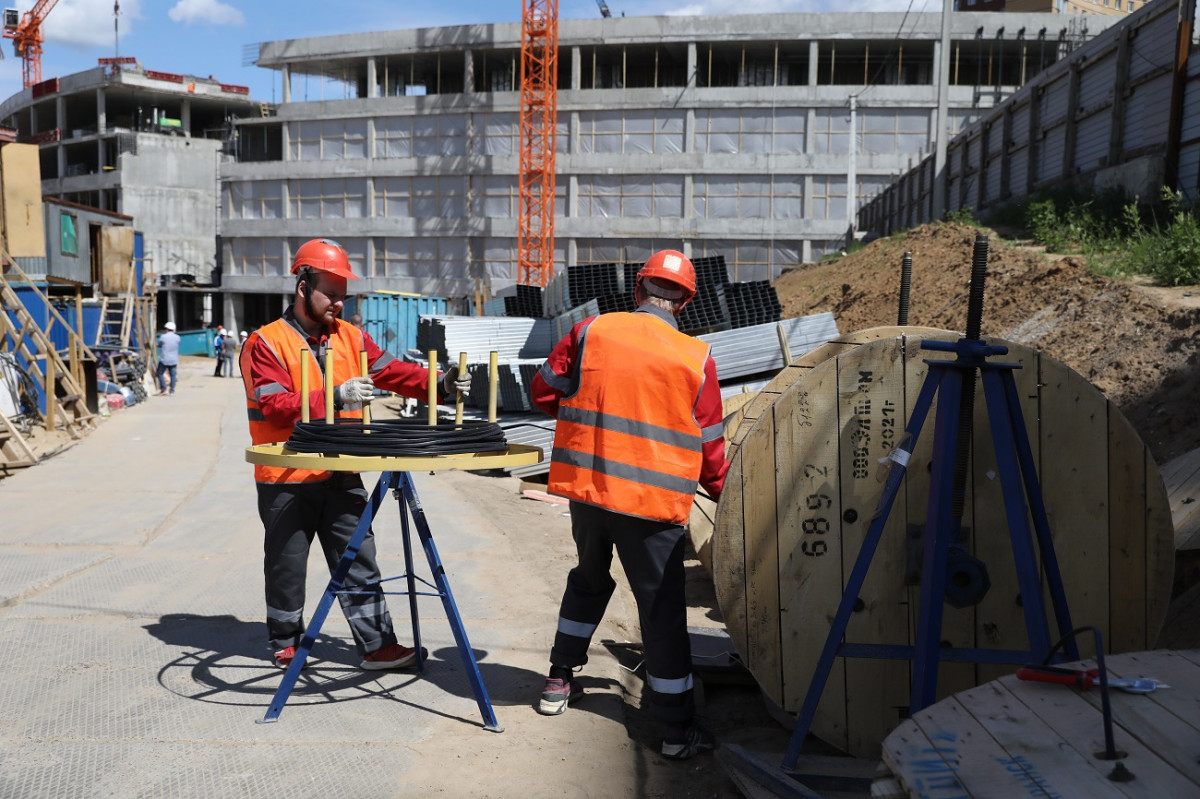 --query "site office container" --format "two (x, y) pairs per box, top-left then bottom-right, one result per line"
(344, 292), (448, 358)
